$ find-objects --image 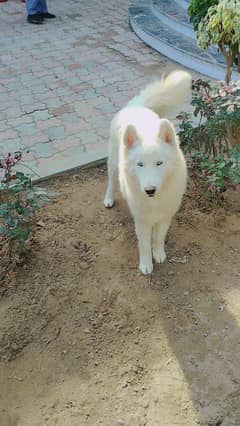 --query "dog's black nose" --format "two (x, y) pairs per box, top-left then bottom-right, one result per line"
(145, 187), (156, 196)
